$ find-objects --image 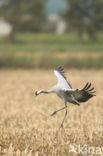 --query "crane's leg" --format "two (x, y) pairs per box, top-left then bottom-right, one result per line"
(60, 102), (67, 128)
(50, 106), (67, 116)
